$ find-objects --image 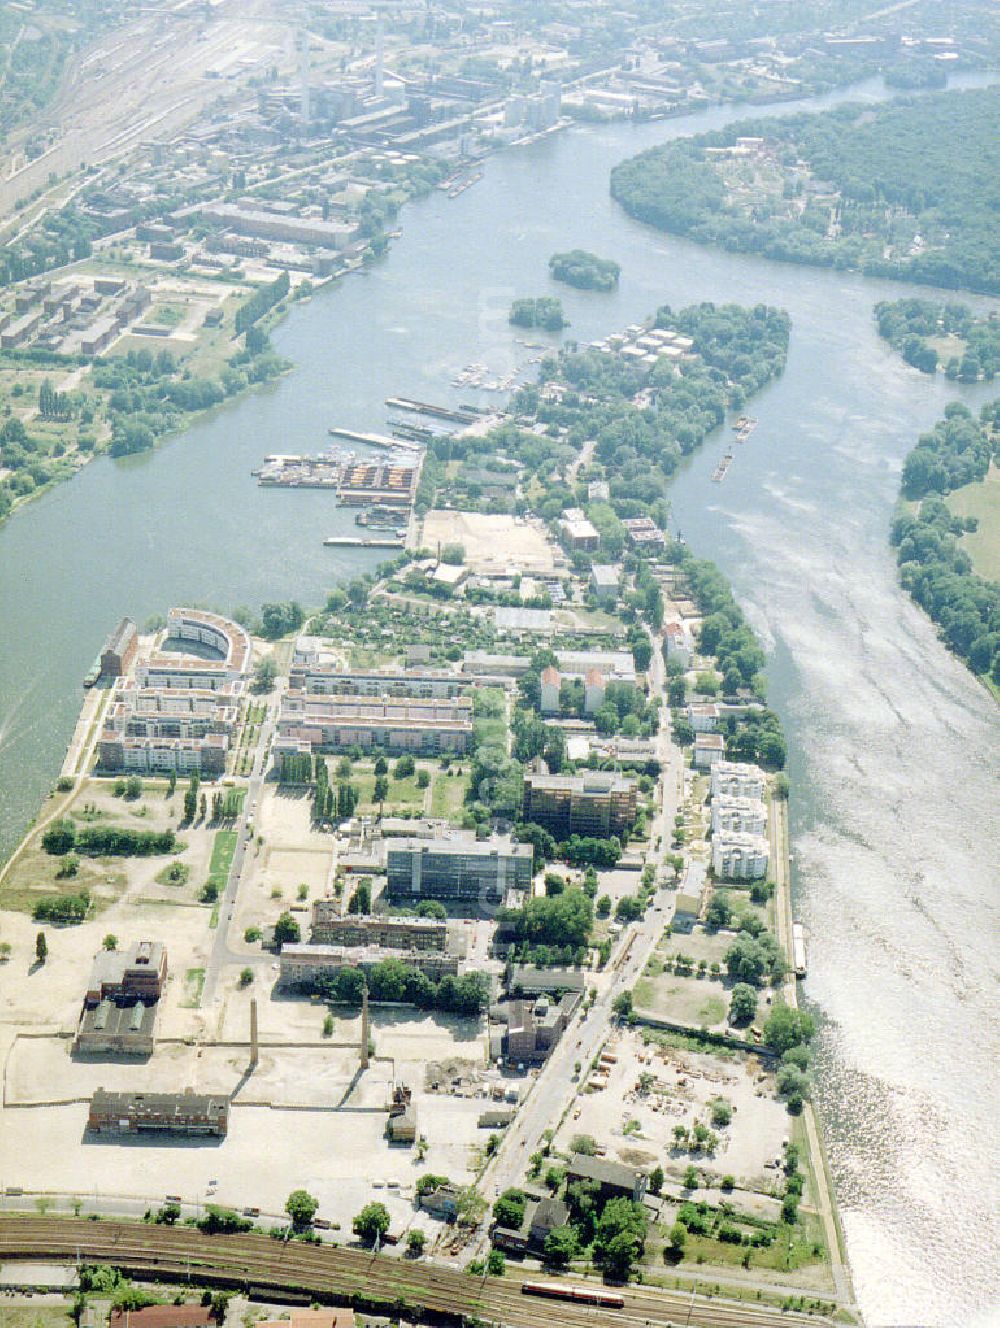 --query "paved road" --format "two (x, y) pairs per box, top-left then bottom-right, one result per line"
(468, 627), (681, 1256)
(202, 696), (278, 1006)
